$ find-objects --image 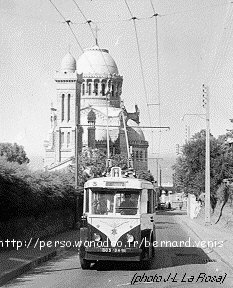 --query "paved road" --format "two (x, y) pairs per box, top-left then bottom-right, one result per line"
(3, 211), (233, 288)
